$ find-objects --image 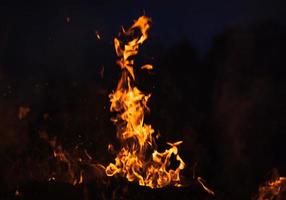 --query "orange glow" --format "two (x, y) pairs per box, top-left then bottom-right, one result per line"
(18, 106), (30, 120)
(256, 176), (286, 200)
(105, 15), (185, 189)
(141, 64), (153, 70)
(39, 131), (85, 185)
